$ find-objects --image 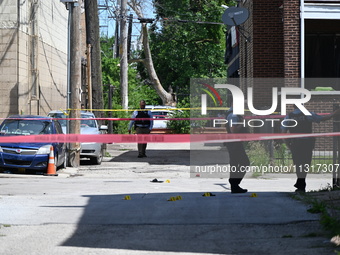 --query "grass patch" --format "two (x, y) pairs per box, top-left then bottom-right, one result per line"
(291, 190), (340, 239)
(307, 200), (327, 214)
(300, 194), (340, 237)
